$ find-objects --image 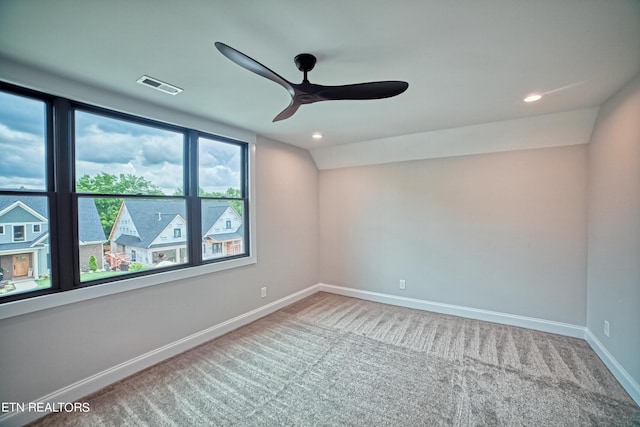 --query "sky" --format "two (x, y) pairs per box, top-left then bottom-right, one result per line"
(0, 90), (242, 194)
(0, 91), (47, 190)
